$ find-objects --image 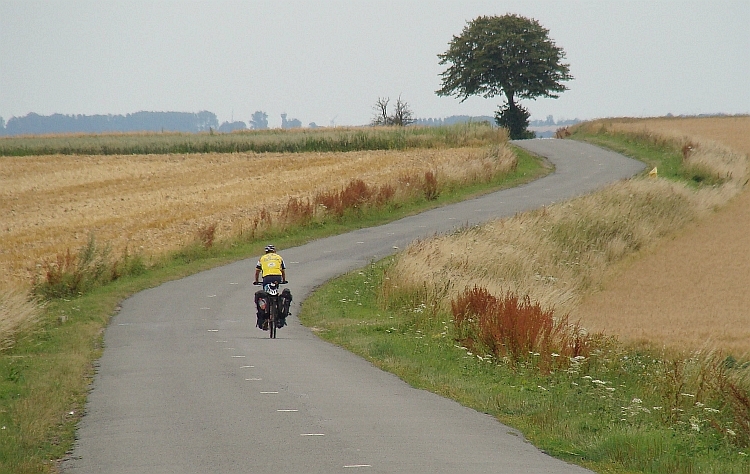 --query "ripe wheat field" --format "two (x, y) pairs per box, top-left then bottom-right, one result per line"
(0, 146), (508, 287)
(572, 116), (750, 354)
